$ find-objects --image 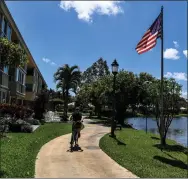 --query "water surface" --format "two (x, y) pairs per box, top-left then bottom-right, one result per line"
(126, 117), (187, 147)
